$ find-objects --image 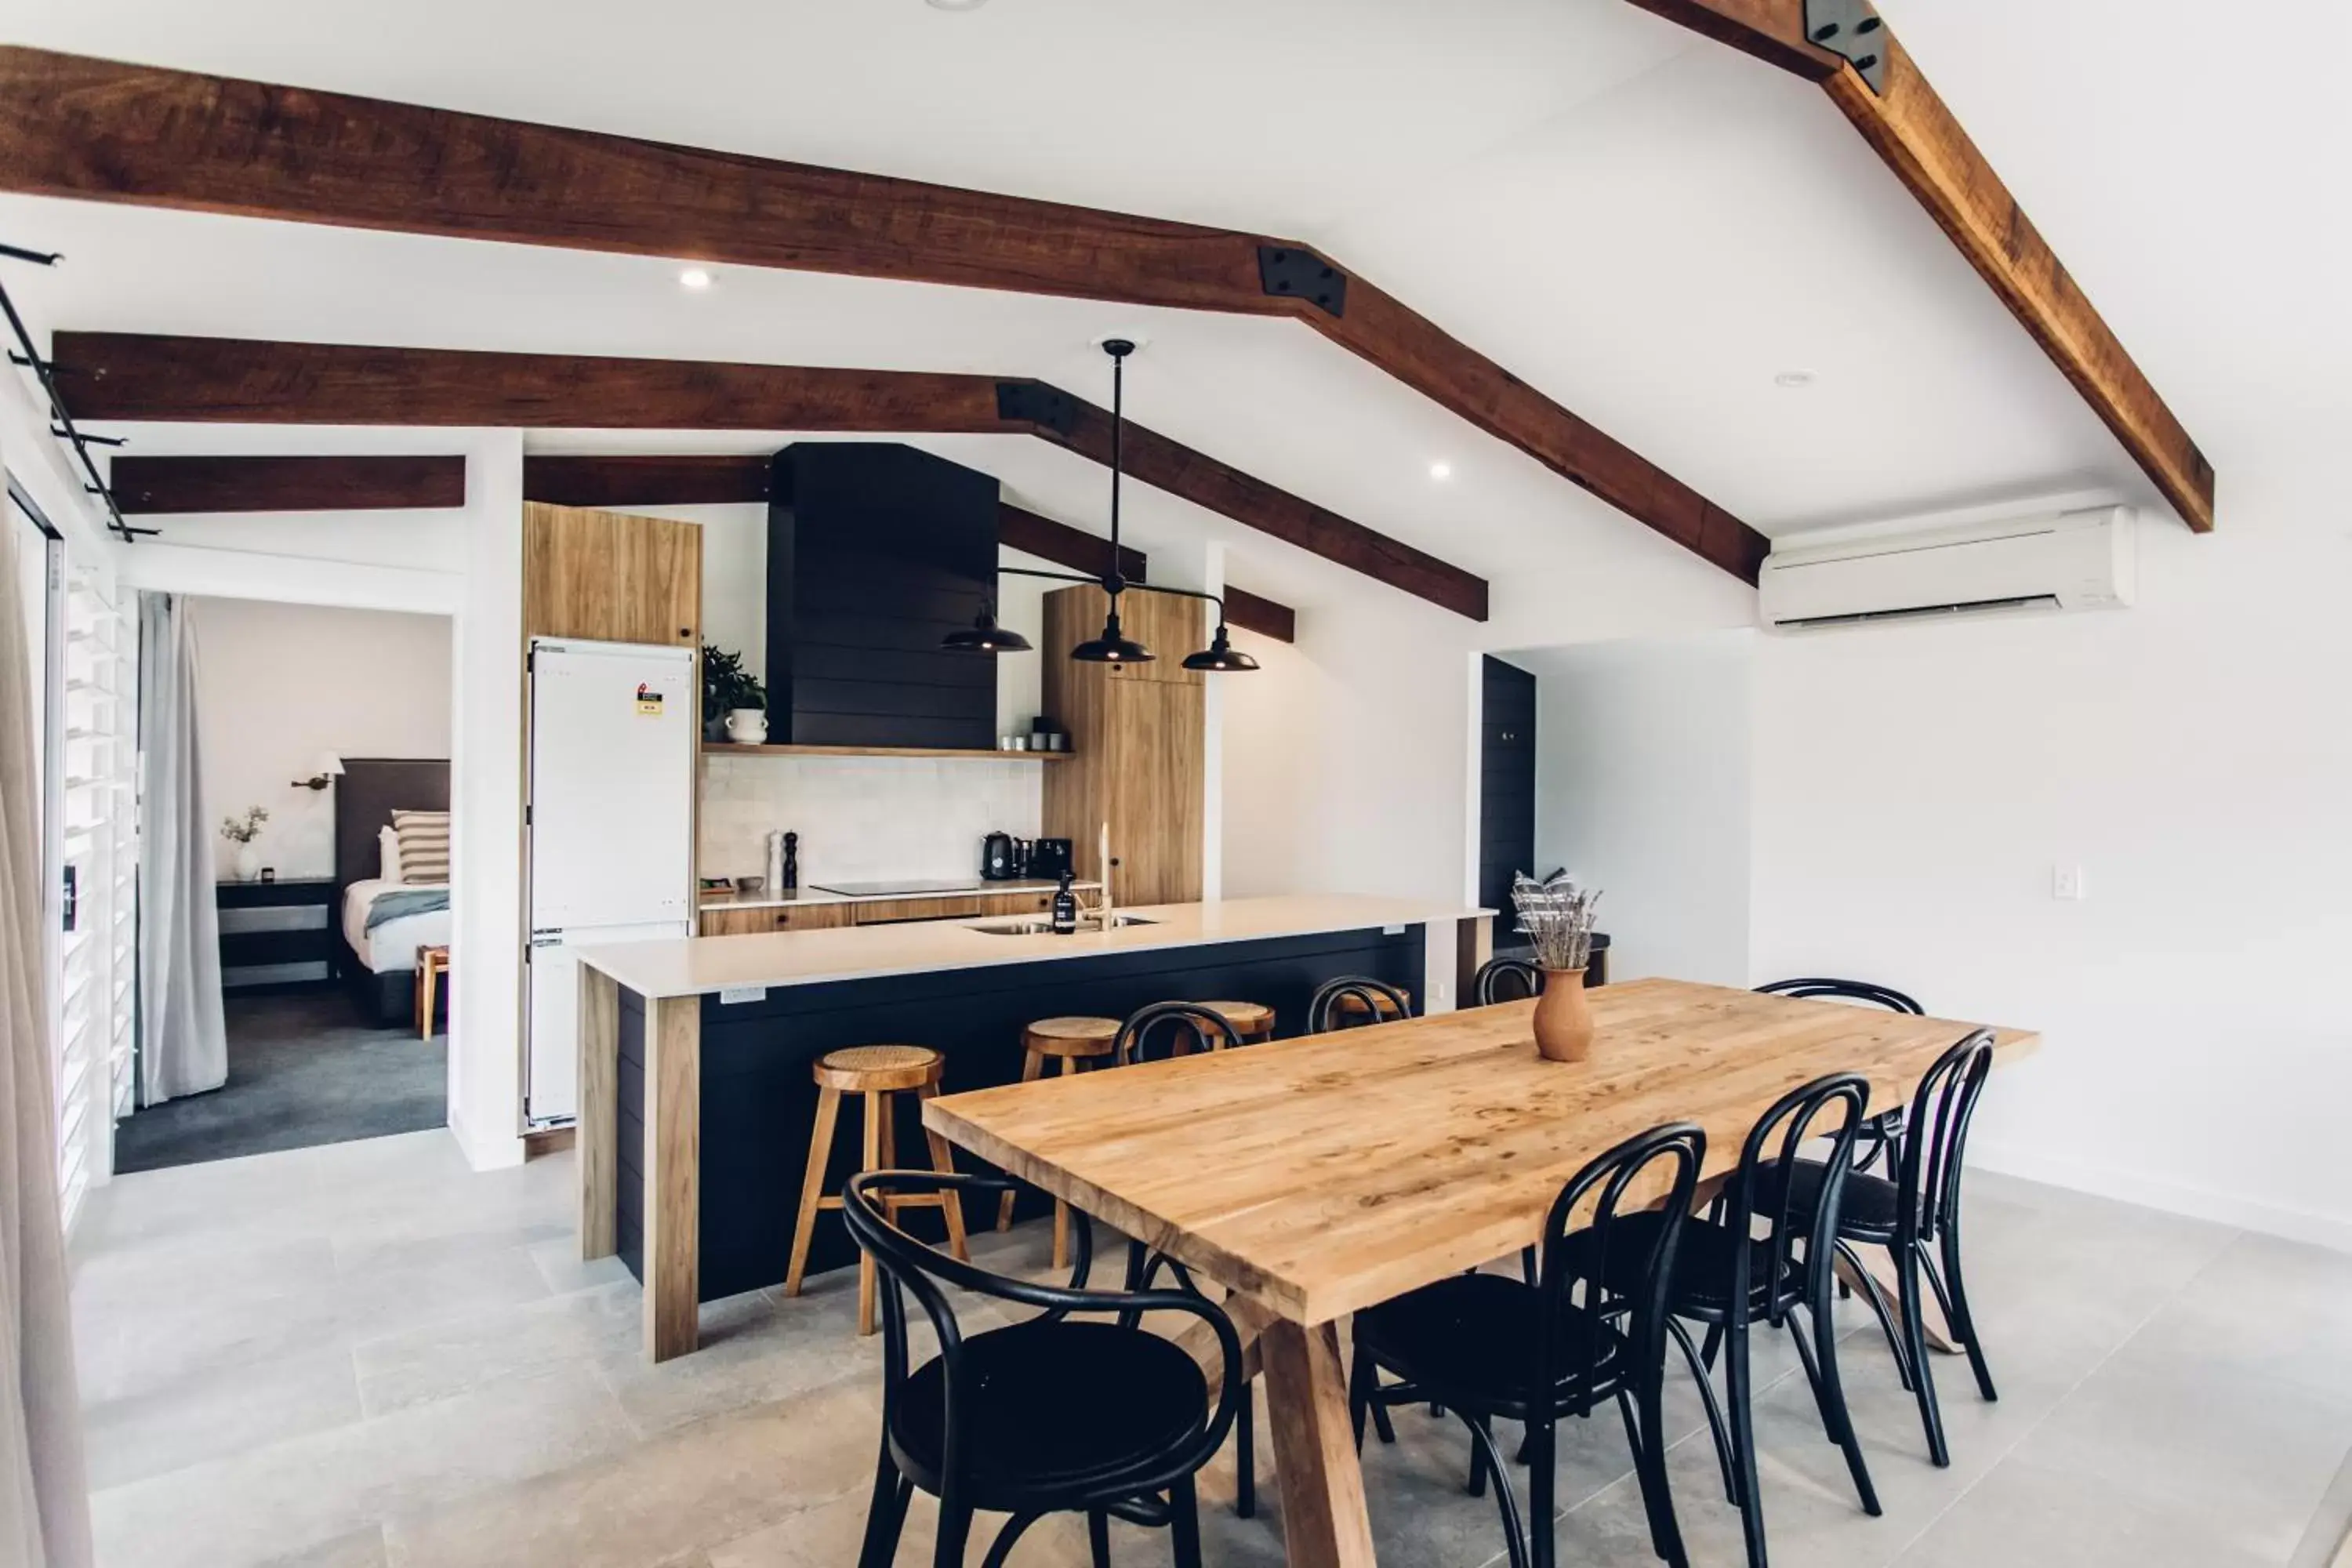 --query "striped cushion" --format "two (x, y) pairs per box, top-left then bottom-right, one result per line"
(390, 809), (450, 885)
